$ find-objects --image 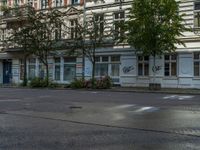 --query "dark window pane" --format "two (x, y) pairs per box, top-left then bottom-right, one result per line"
(55, 65), (60, 80)
(138, 56), (143, 61)
(55, 58), (60, 63)
(171, 63), (177, 76)
(194, 62), (200, 76)
(171, 54), (177, 60)
(165, 63), (170, 76)
(64, 57), (76, 63)
(111, 56), (120, 62)
(138, 63), (143, 76)
(95, 56), (100, 62)
(195, 2), (200, 10)
(144, 56), (149, 61)
(194, 53), (200, 60)
(165, 55), (170, 61)
(102, 56), (108, 62)
(144, 63), (149, 76)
